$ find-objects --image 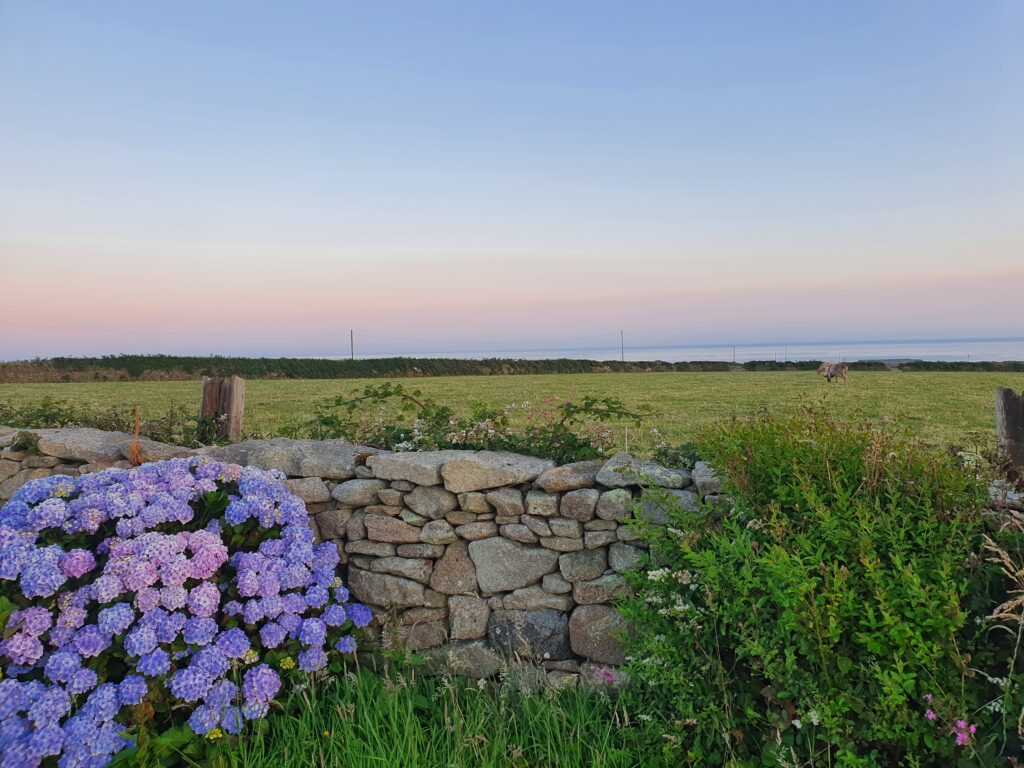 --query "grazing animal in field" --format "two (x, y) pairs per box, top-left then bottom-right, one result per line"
(823, 362), (849, 383)
(816, 362), (831, 377)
